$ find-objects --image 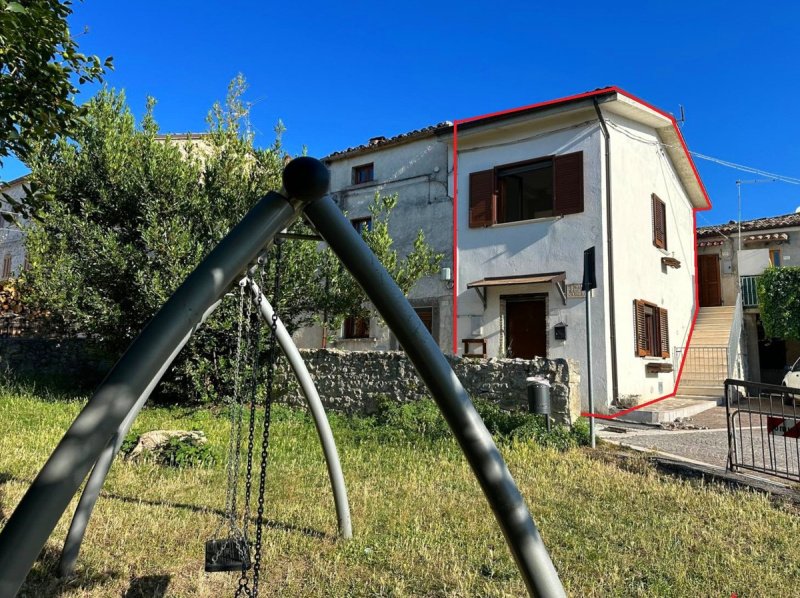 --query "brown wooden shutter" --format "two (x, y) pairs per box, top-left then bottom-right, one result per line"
(658, 307), (669, 358)
(652, 194), (667, 249)
(634, 300), (648, 357)
(553, 151), (584, 216)
(469, 170), (495, 227)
